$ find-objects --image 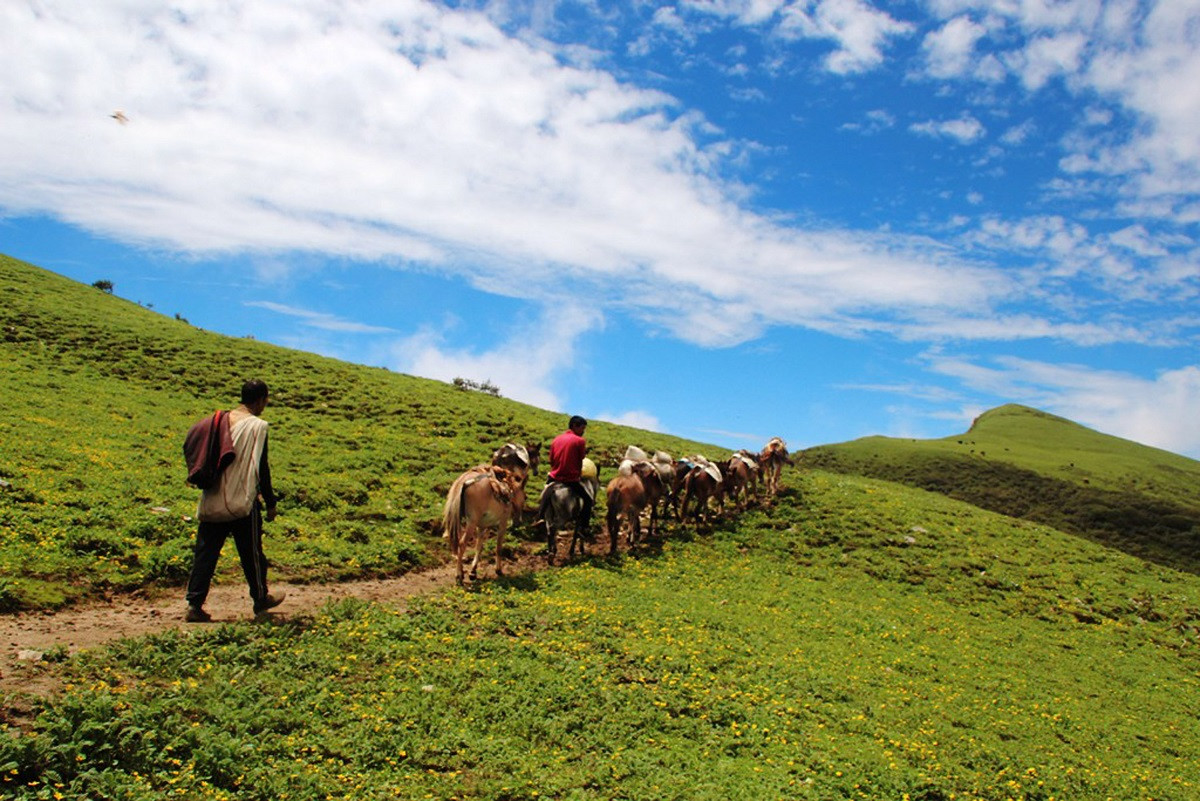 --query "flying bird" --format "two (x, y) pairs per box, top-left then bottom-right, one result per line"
(111, 111), (128, 125)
